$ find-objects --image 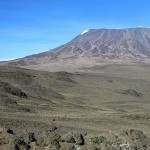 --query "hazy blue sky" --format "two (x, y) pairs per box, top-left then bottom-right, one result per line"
(0, 0), (150, 60)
